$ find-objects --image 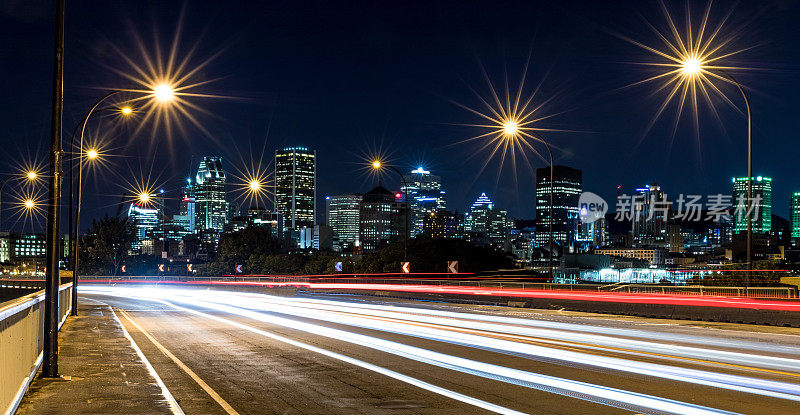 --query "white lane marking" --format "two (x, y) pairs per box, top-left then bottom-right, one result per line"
(110, 307), (184, 415)
(117, 309), (240, 415)
(109, 297), (528, 415)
